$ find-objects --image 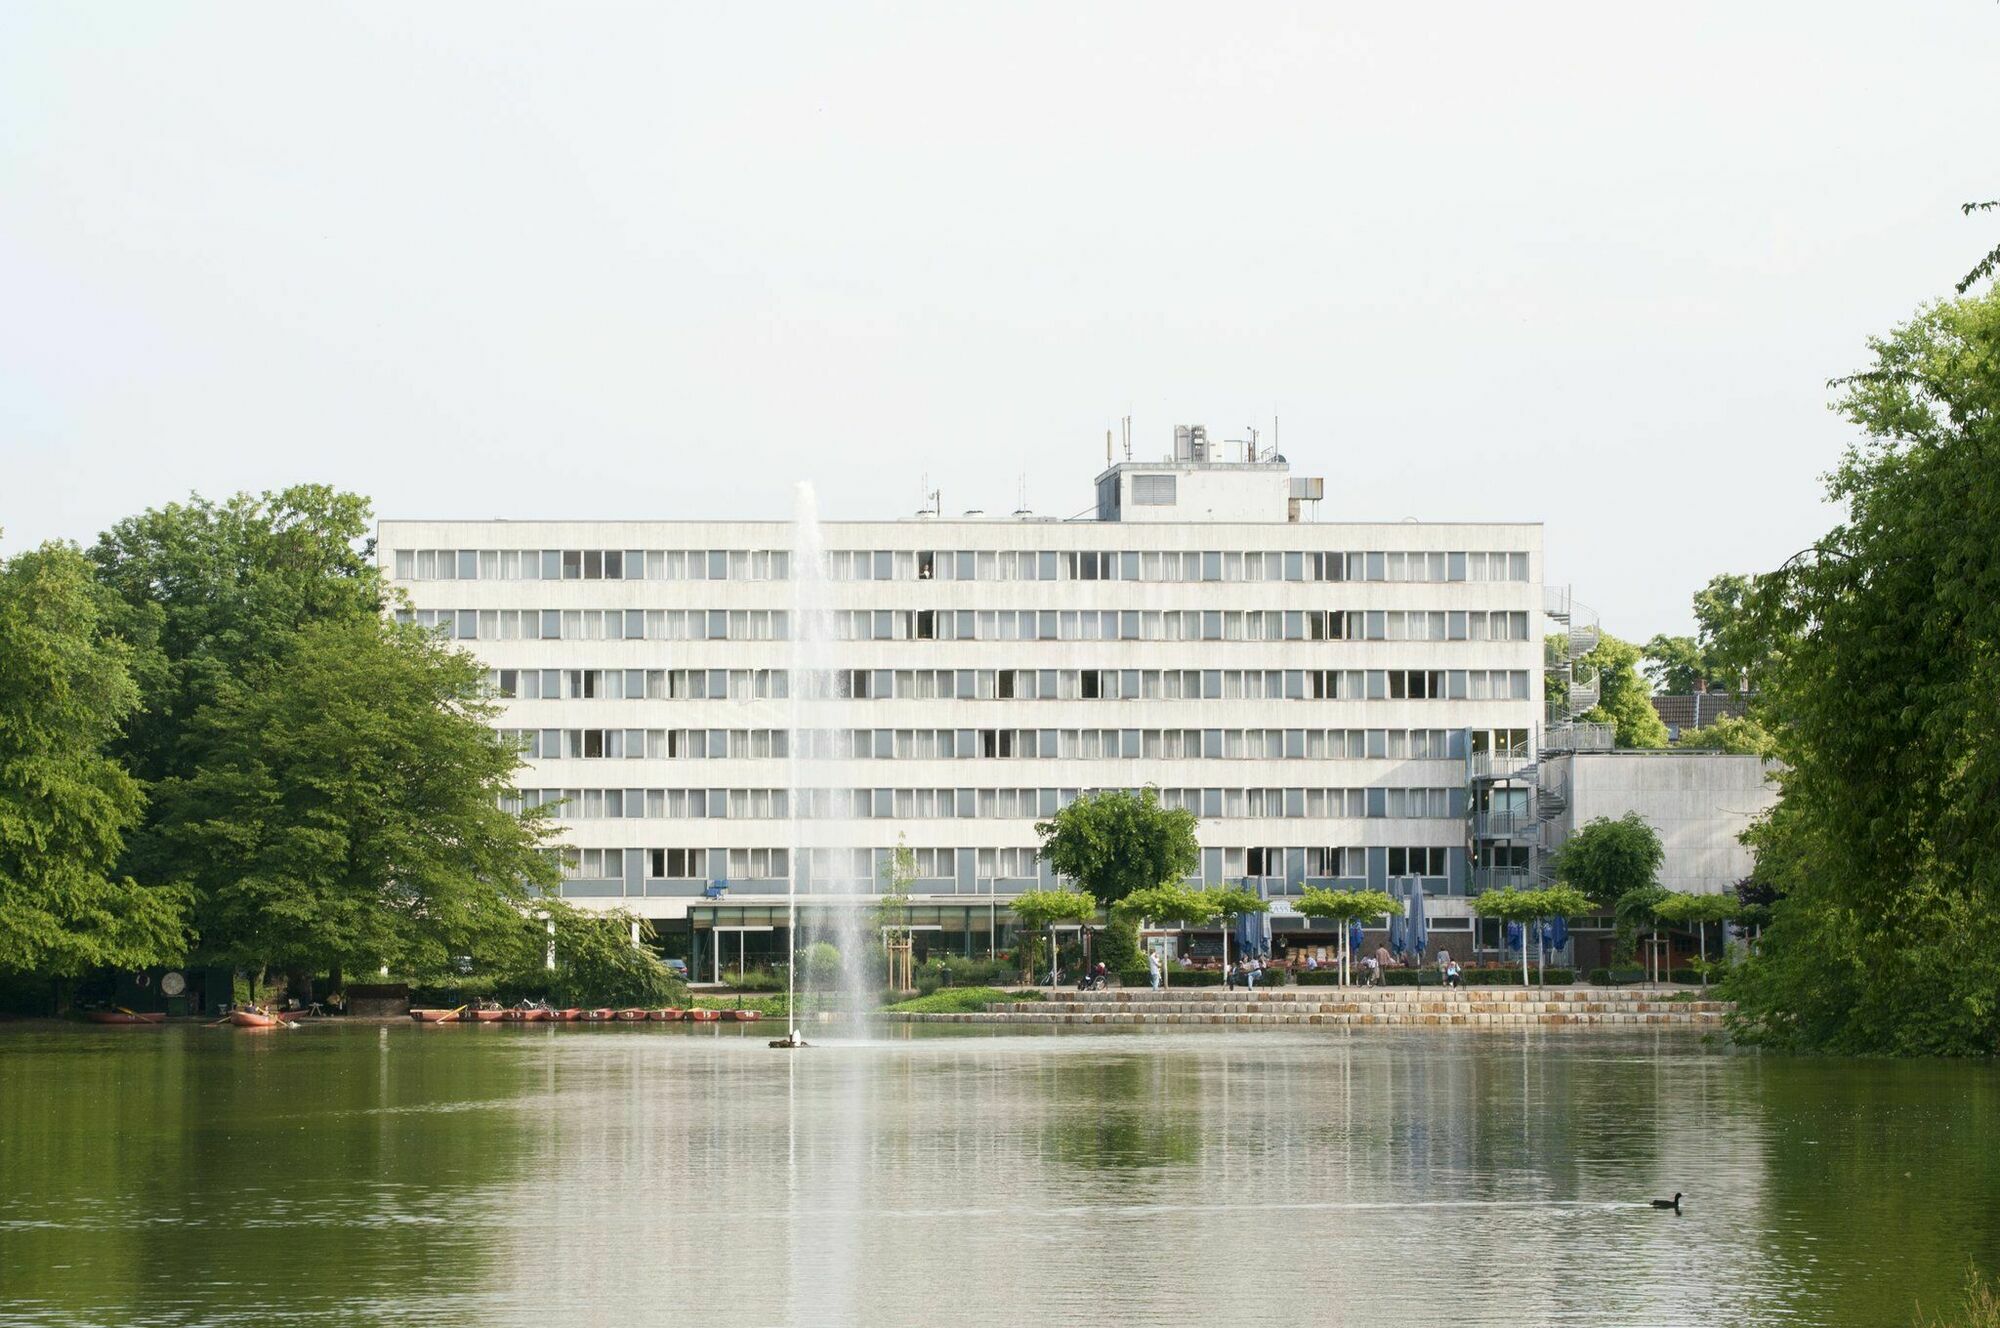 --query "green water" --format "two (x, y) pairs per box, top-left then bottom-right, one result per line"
(0, 1022), (1993, 1327)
